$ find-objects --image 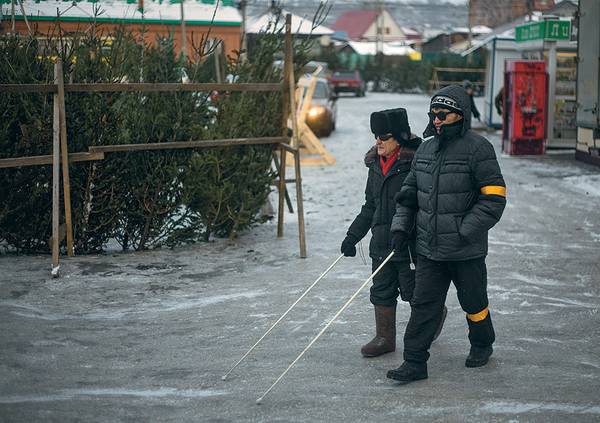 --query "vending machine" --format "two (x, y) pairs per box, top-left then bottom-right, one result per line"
(502, 60), (548, 155)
